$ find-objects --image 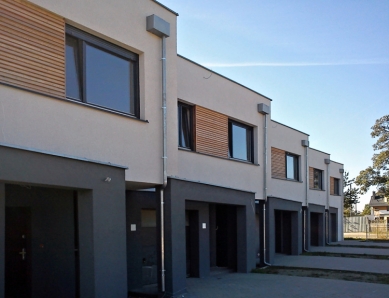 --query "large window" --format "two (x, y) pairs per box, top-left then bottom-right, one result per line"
(286, 153), (299, 180)
(178, 102), (193, 149)
(333, 178), (340, 195)
(228, 120), (253, 162)
(313, 169), (323, 189)
(65, 25), (139, 116)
